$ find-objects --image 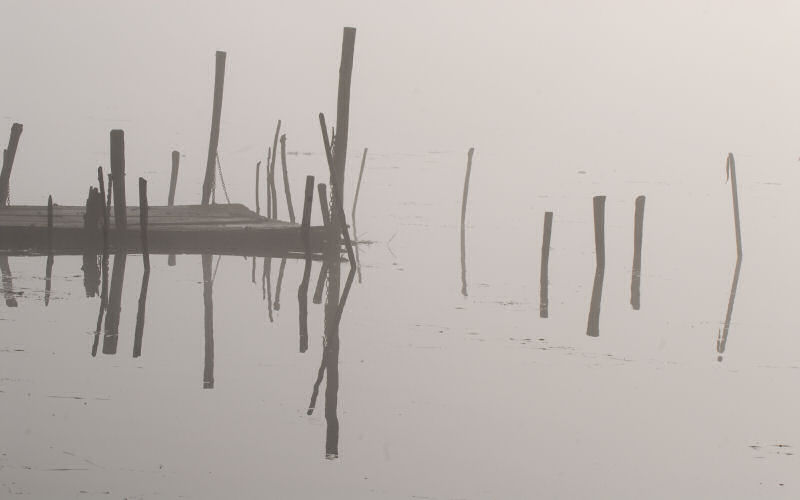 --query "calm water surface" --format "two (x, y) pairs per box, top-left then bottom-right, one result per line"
(2, 150), (800, 498)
